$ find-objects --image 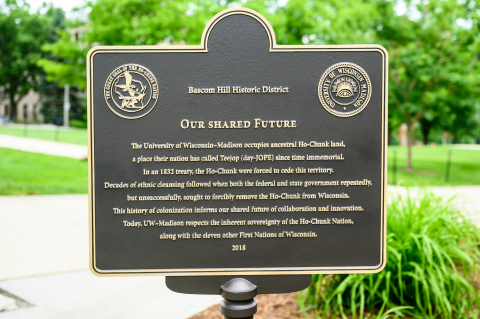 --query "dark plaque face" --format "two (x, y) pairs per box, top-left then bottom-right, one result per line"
(88, 8), (387, 276)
